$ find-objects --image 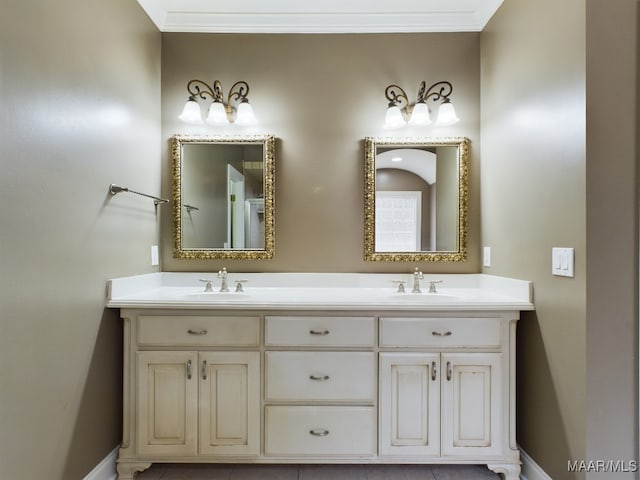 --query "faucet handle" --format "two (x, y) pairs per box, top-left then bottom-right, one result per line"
(235, 280), (248, 292)
(392, 280), (406, 293)
(199, 279), (214, 292)
(428, 280), (443, 293)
